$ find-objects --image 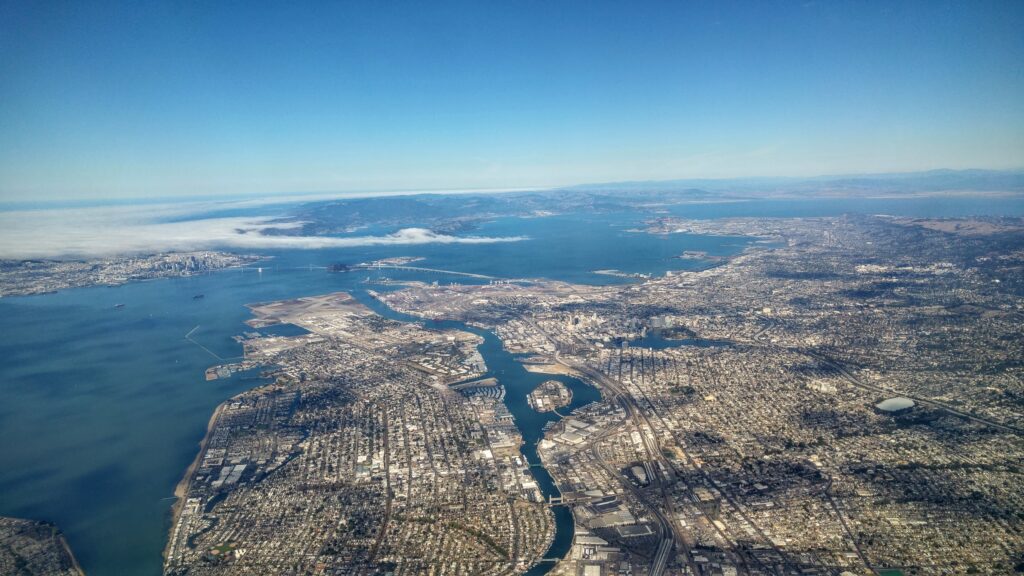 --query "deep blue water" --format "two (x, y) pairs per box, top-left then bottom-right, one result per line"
(1, 198), (1022, 576)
